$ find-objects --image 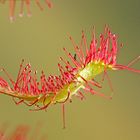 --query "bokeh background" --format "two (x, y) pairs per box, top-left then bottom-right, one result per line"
(0, 0), (140, 139)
